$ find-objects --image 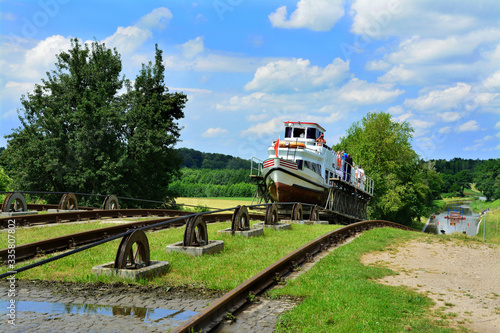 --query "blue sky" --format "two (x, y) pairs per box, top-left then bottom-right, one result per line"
(1, 0), (499, 162)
